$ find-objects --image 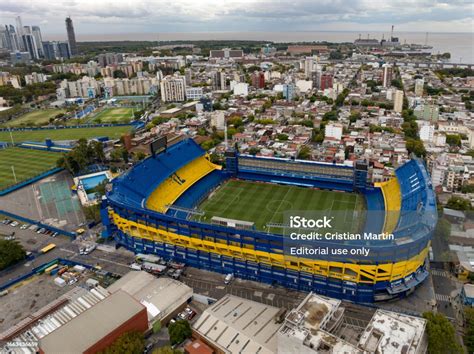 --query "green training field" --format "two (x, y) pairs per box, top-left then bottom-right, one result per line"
(0, 126), (132, 143)
(91, 107), (135, 124)
(197, 179), (366, 232)
(0, 148), (60, 190)
(3, 109), (65, 128)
